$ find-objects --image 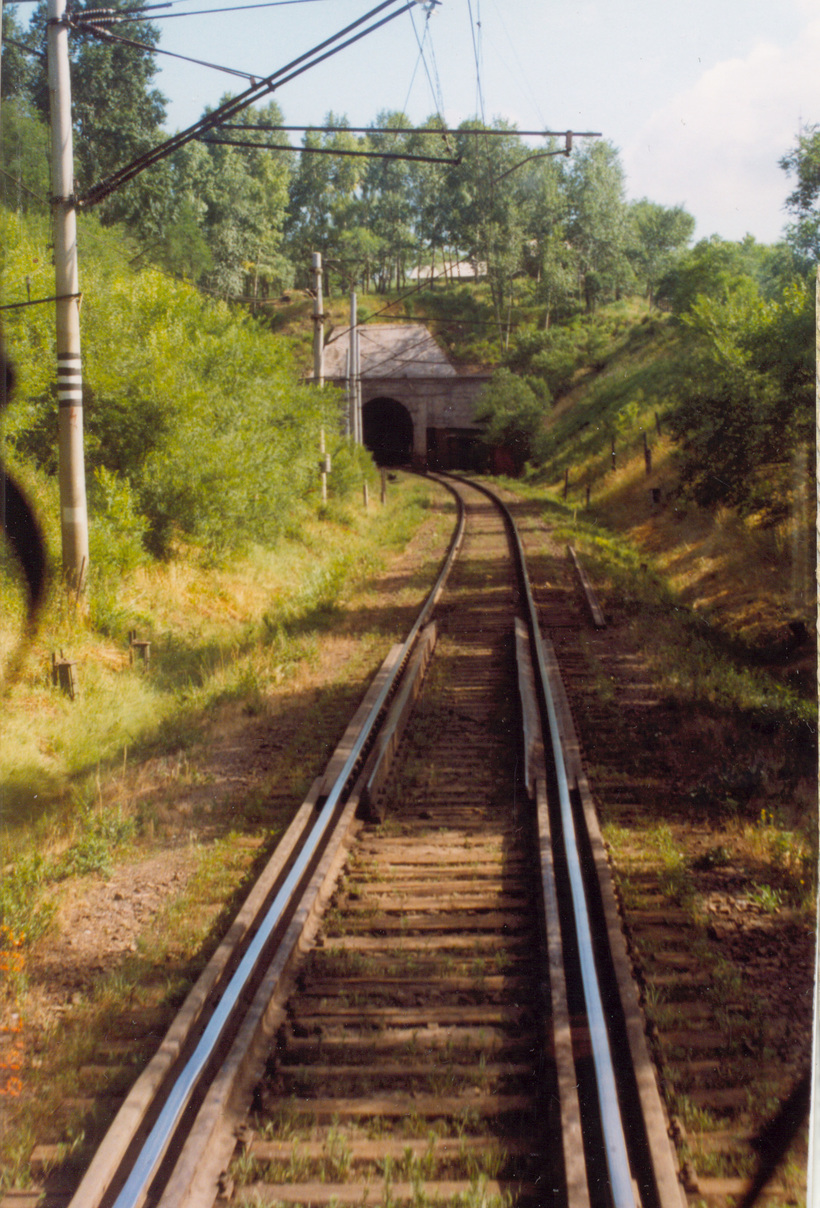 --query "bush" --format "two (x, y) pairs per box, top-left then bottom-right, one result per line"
(2, 211), (347, 560)
(475, 368), (547, 474)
